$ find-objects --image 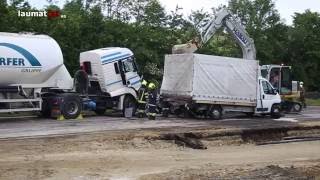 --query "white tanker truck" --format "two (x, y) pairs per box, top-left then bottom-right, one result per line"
(0, 32), (141, 119)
